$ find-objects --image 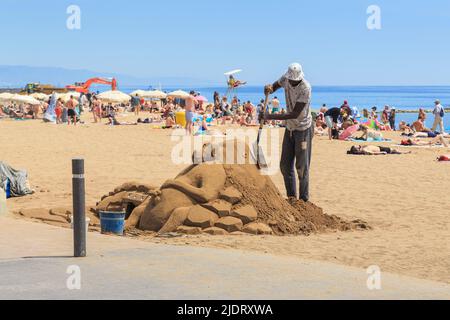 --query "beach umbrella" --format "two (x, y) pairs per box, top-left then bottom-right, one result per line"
(30, 92), (49, 101)
(58, 91), (81, 103)
(224, 69), (242, 76)
(0, 92), (14, 102)
(97, 90), (131, 103)
(195, 95), (208, 103)
(167, 90), (190, 99)
(10, 94), (41, 105)
(145, 90), (167, 99)
(130, 90), (148, 97)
